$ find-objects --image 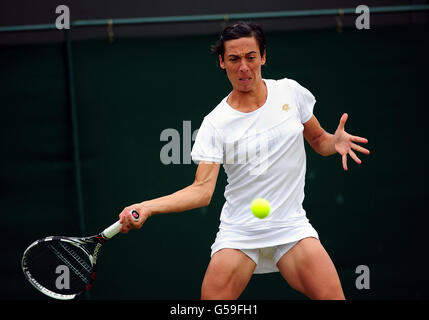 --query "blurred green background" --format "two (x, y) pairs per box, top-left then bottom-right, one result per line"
(1, 24), (426, 299)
